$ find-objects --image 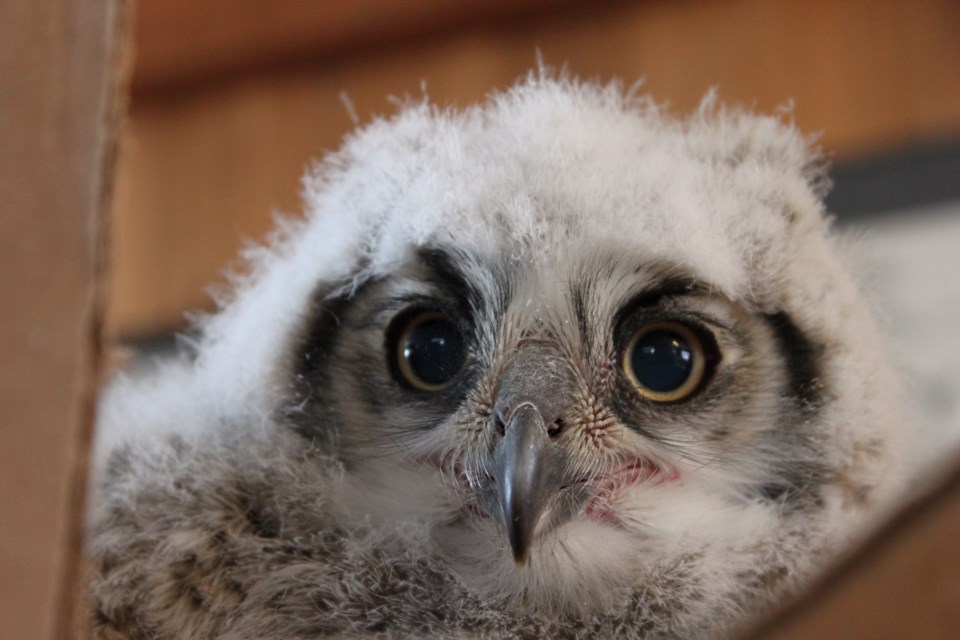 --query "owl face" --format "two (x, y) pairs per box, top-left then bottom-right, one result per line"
(179, 75), (903, 617)
(89, 77), (905, 636)
(288, 230), (825, 610)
